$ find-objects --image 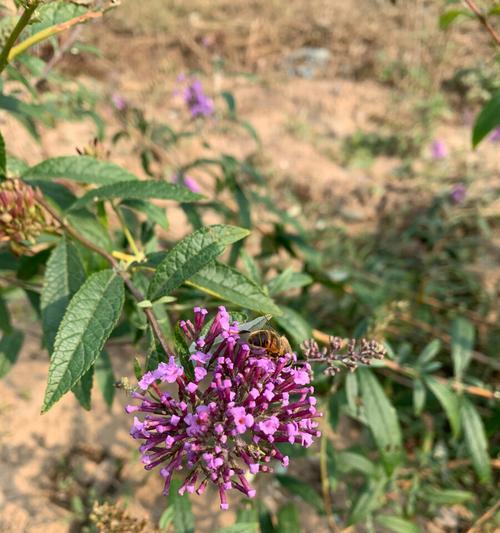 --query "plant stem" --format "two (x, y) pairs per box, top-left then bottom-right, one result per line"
(463, 0), (500, 45)
(319, 434), (339, 532)
(38, 195), (173, 355)
(111, 202), (144, 260)
(0, 1), (40, 75)
(8, 10), (104, 63)
(312, 329), (500, 401)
